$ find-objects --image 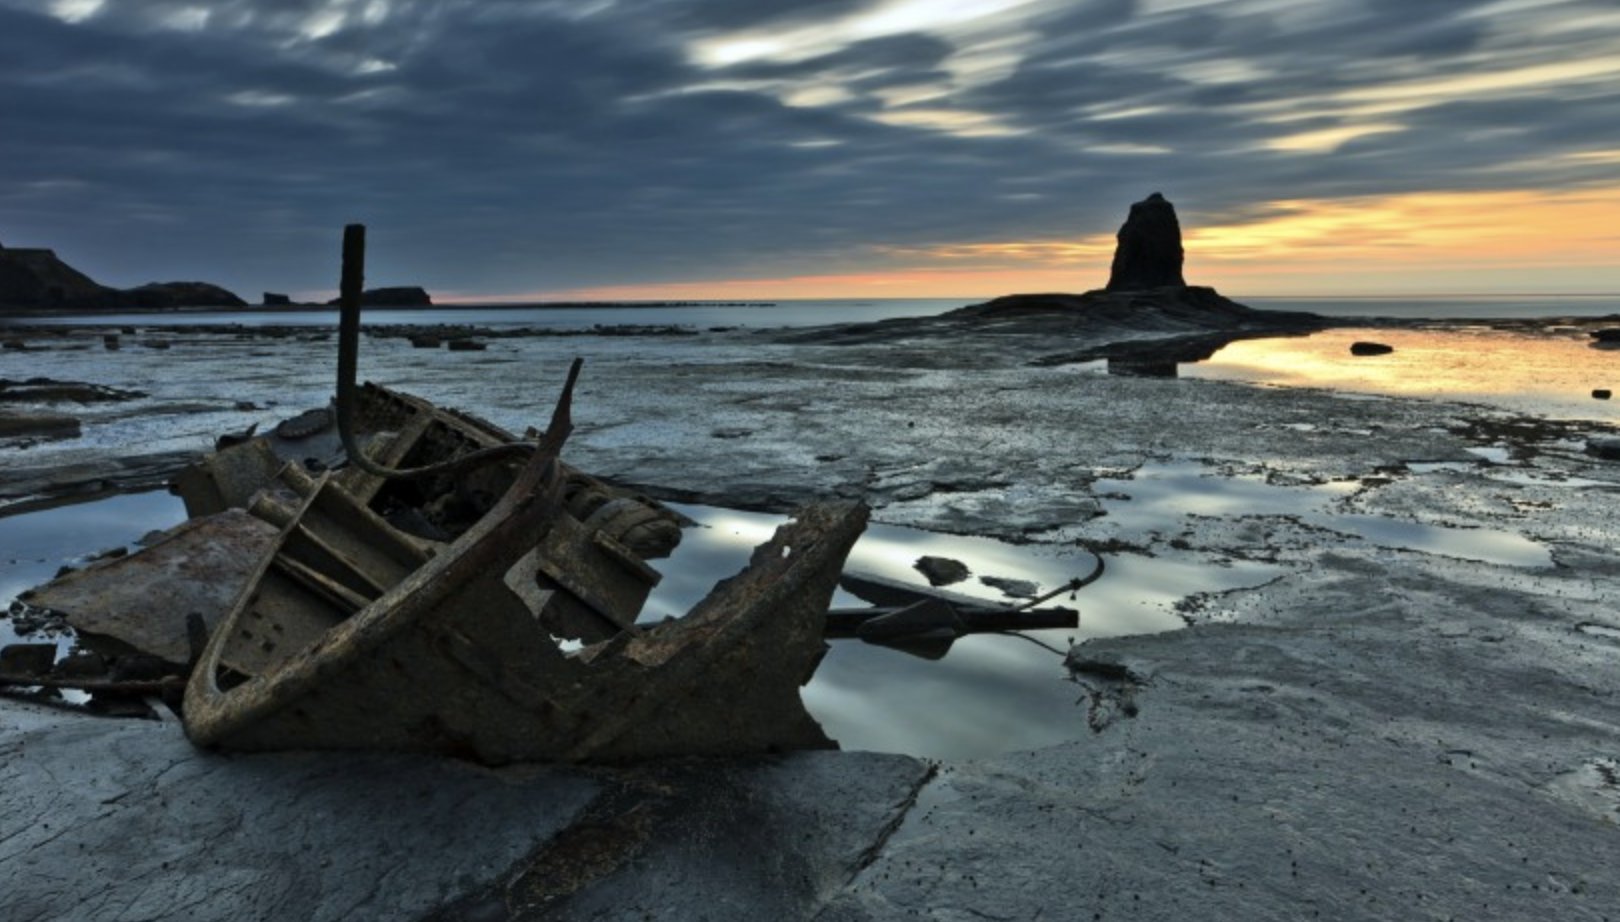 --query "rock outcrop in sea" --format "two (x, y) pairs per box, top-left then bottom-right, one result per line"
(121, 282), (247, 309)
(783, 192), (1327, 368)
(325, 286), (432, 307)
(0, 239), (245, 311)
